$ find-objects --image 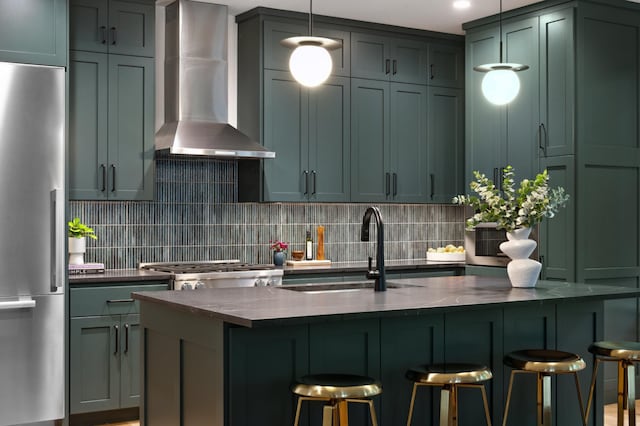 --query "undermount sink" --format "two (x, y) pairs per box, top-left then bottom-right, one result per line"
(281, 281), (416, 294)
